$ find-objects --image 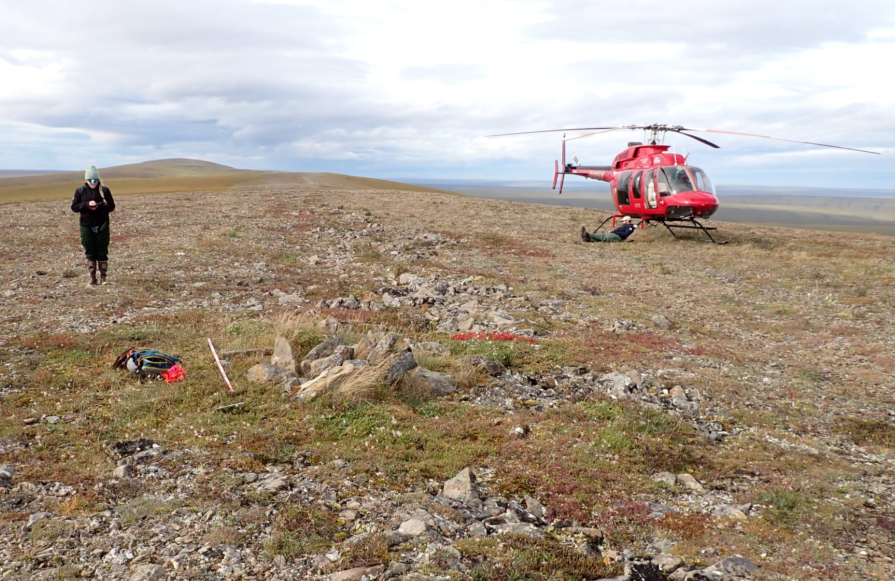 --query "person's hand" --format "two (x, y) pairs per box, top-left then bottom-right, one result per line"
(88, 200), (97, 210)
